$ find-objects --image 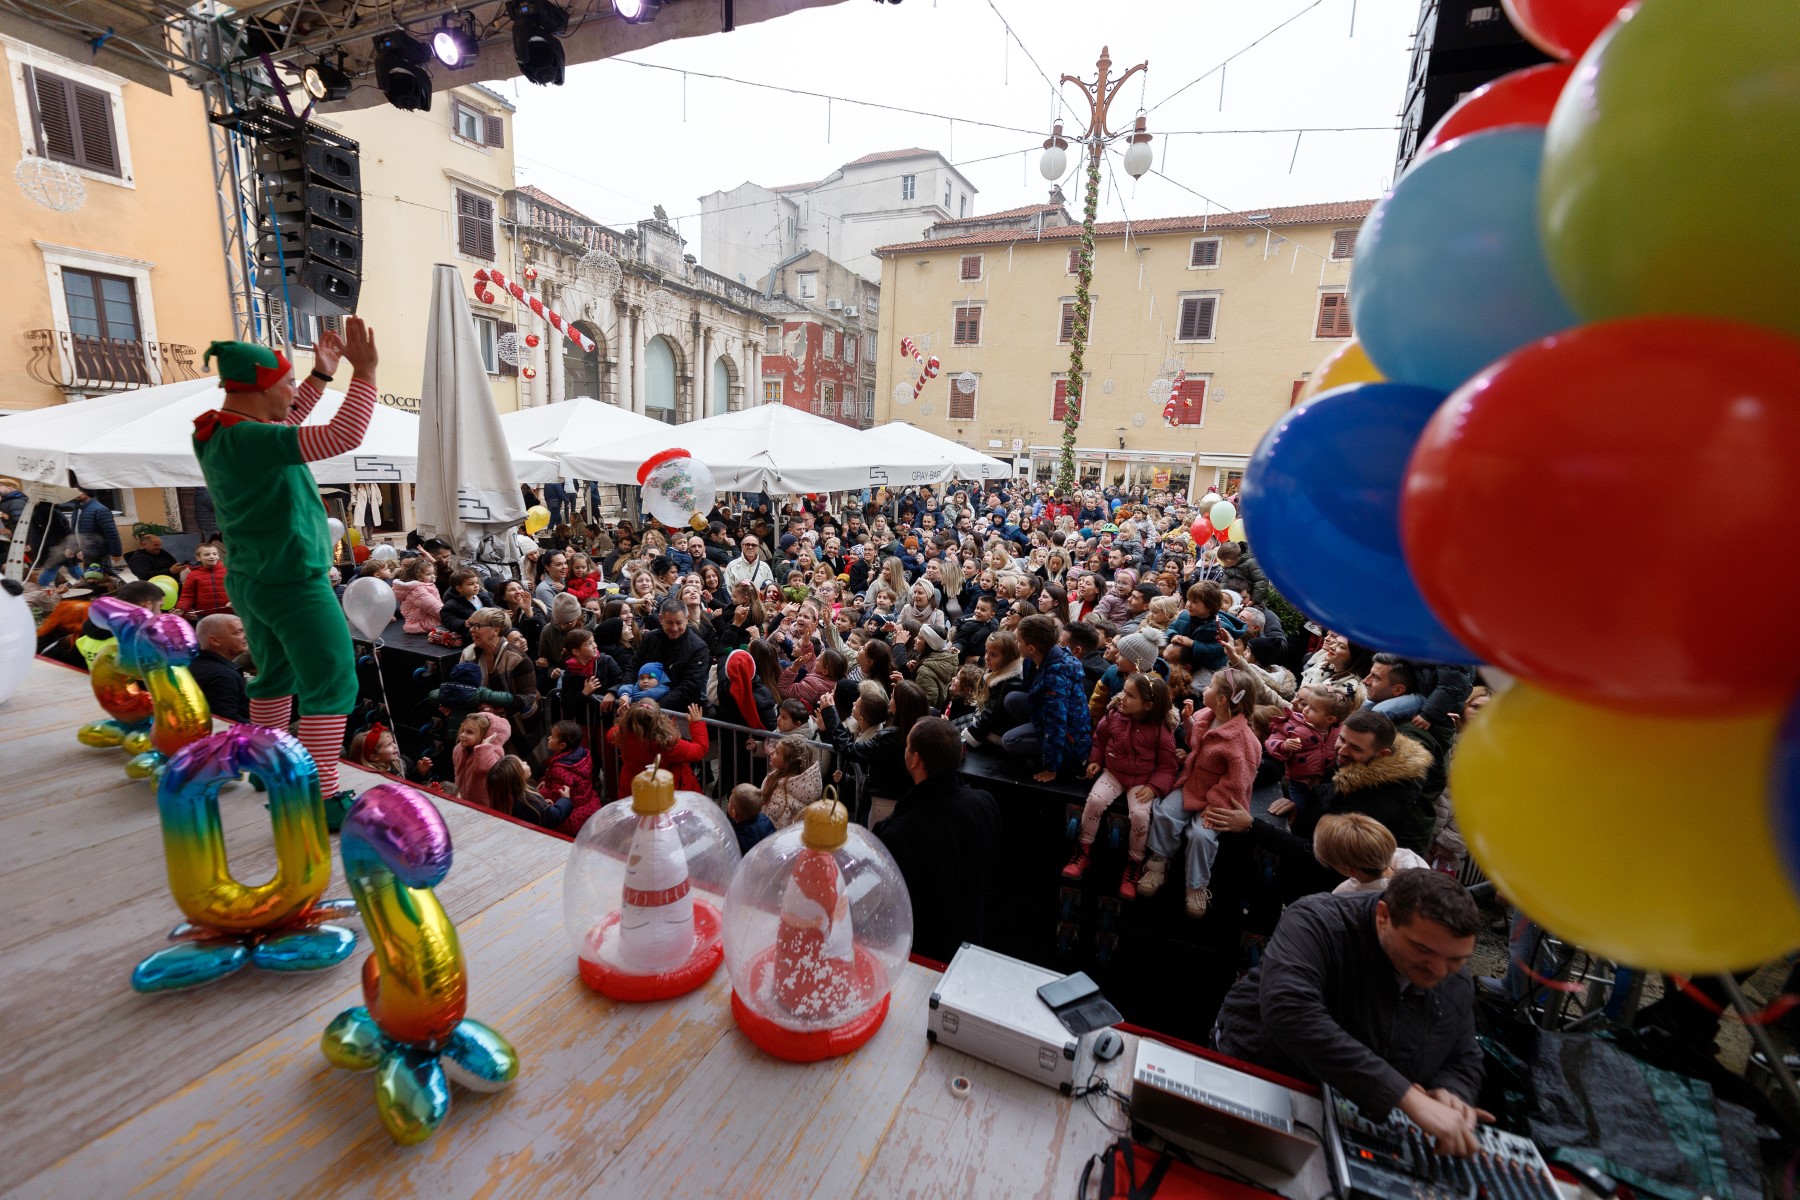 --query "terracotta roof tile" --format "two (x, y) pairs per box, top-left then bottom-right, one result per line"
(845, 147), (941, 167)
(517, 184), (597, 221)
(768, 180), (818, 193)
(877, 198), (1376, 255)
(933, 201), (1068, 226)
